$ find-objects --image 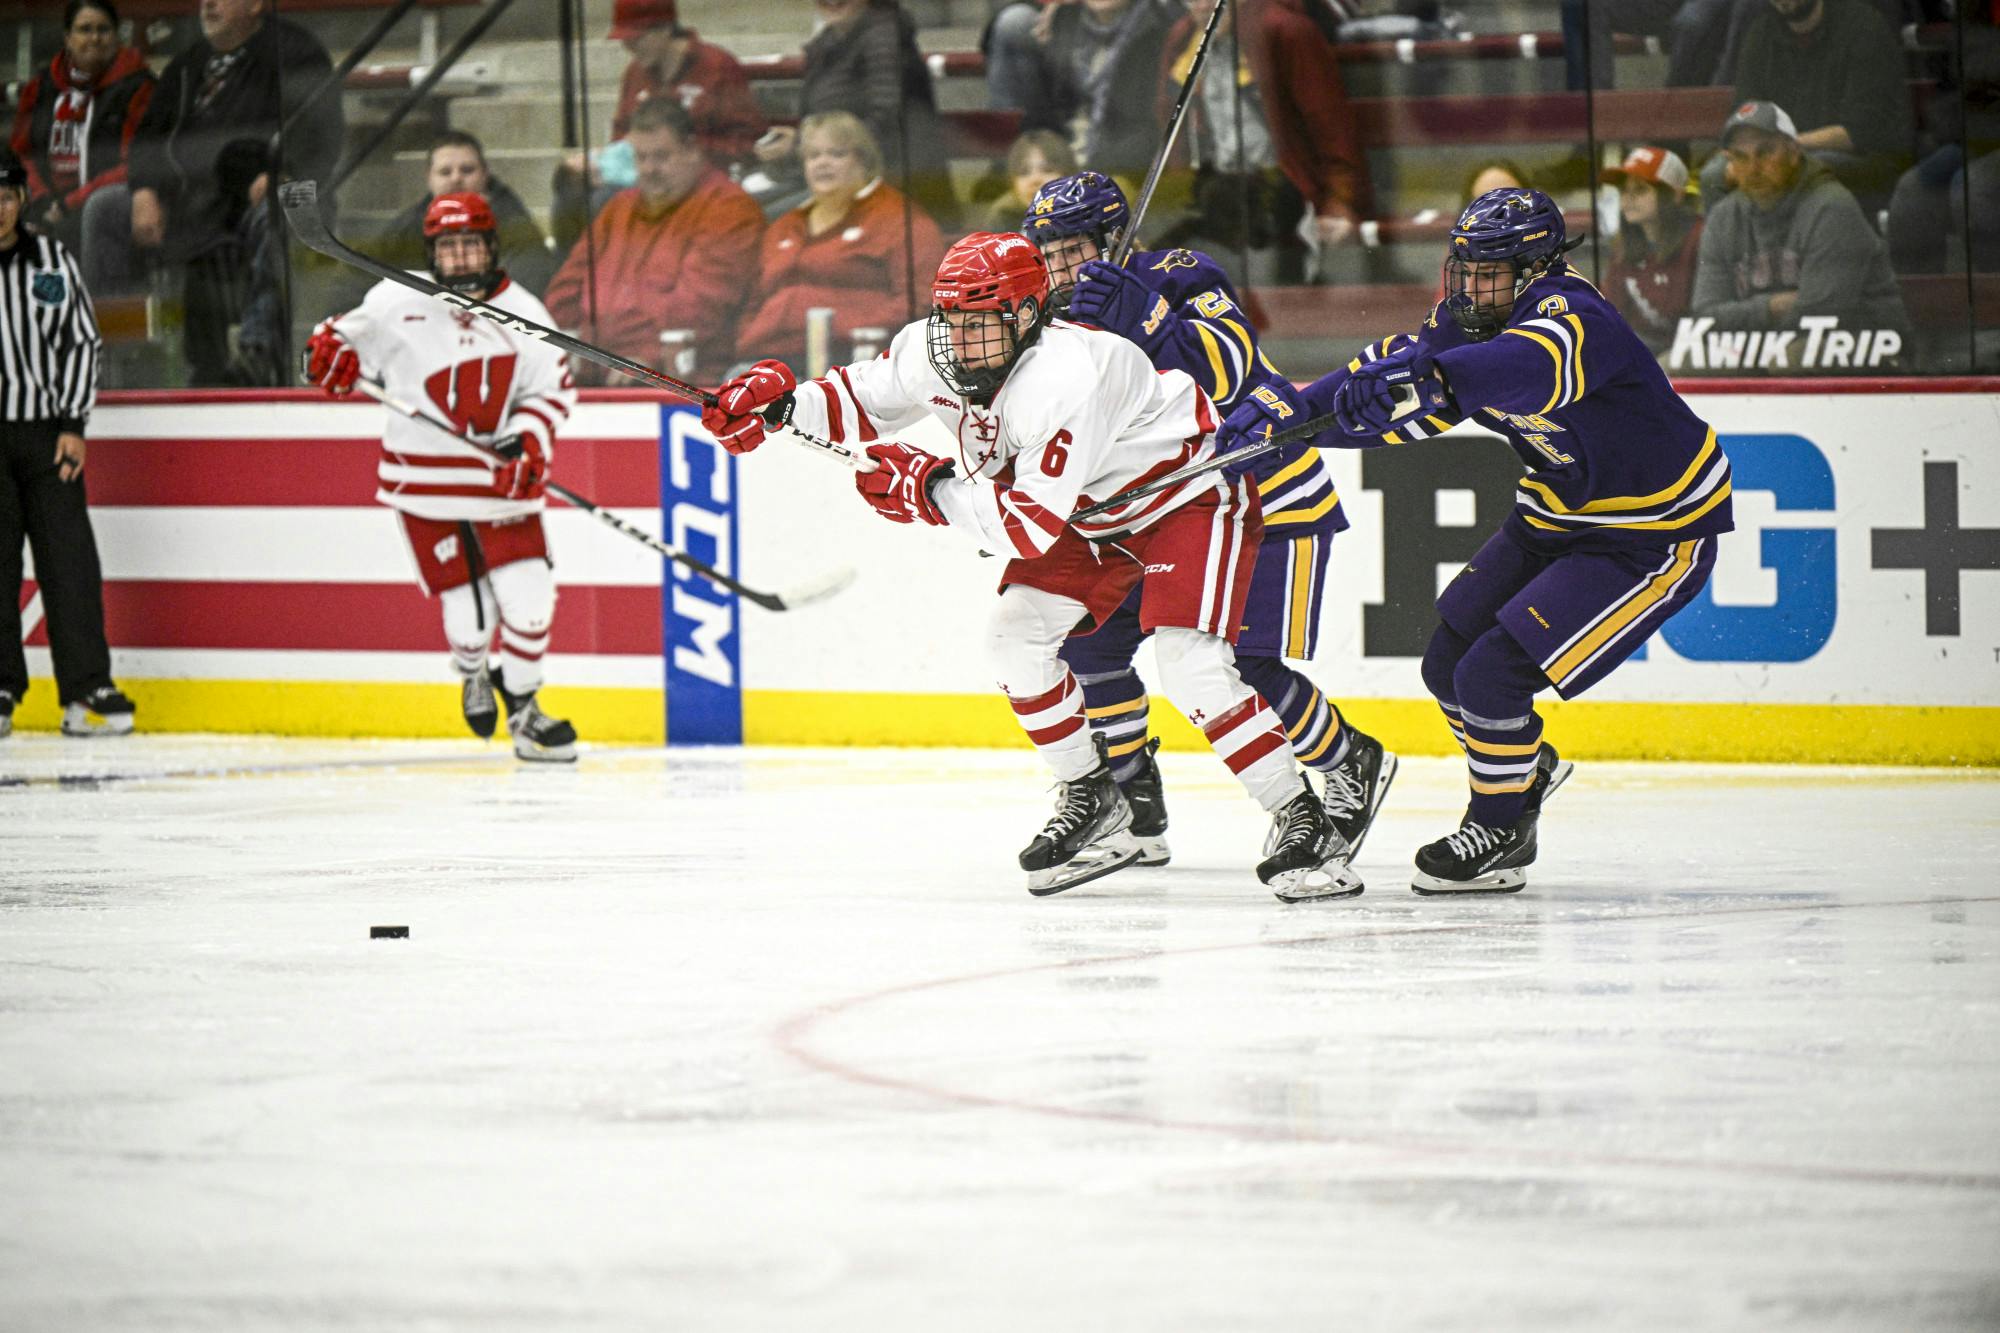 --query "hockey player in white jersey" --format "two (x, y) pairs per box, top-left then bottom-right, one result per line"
(304, 191), (580, 762)
(705, 232), (1352, 899)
